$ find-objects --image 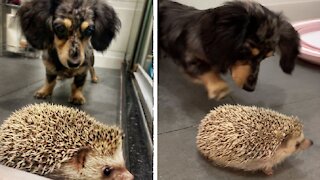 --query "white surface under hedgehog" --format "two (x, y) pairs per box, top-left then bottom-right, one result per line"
(197, 104), (313, 175)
